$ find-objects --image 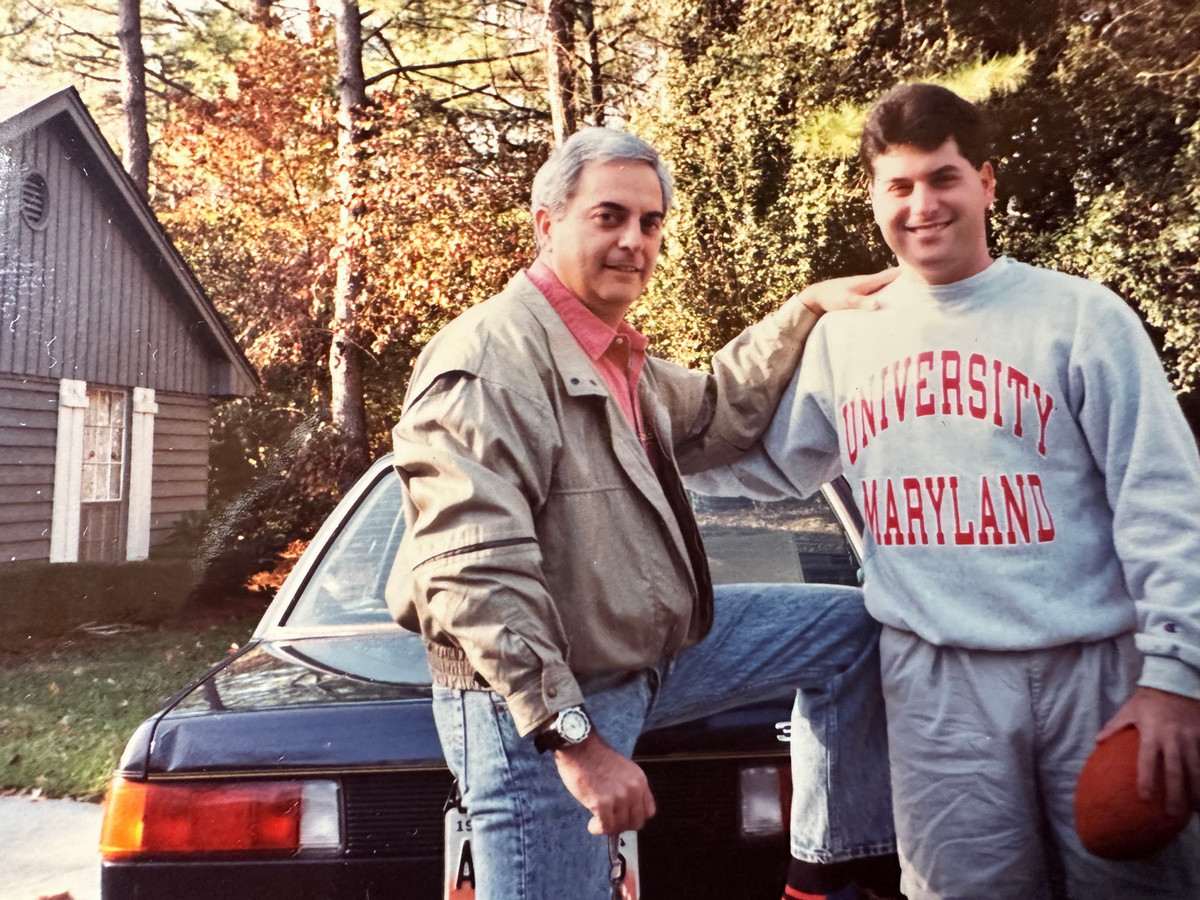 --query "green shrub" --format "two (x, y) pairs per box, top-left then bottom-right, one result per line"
(0, 559), (195, 642)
